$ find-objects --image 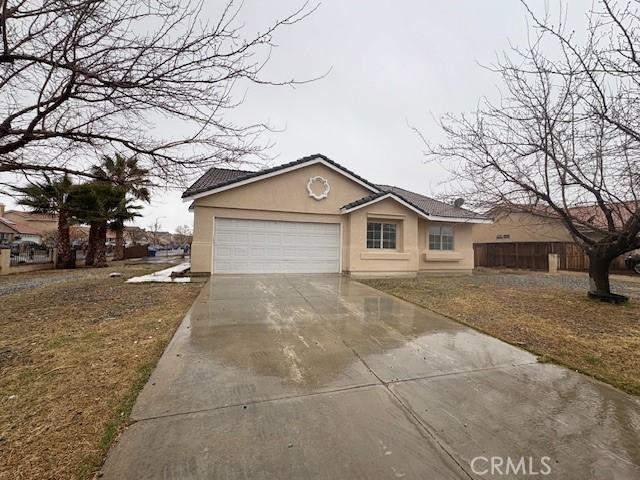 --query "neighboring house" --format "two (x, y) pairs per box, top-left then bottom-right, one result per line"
(0, 204), (43, 244)
(473, 208), (573, 244)
(182, 154), (490, 276)
(0, 205), (125, 247)
(3, 208), (58, 238)
(151, 231), (174, 247)
(69, 226), (118, 245)
(472, 204), (640, 272)
(473, 204), (639, 244)
(124, 226), (147, 245)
